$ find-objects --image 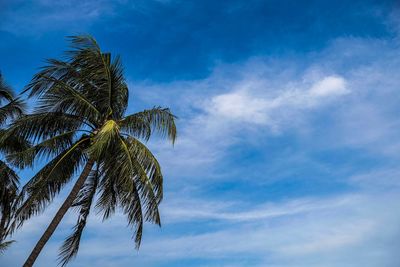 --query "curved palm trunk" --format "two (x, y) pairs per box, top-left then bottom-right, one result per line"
(23, 159), (95, 267)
